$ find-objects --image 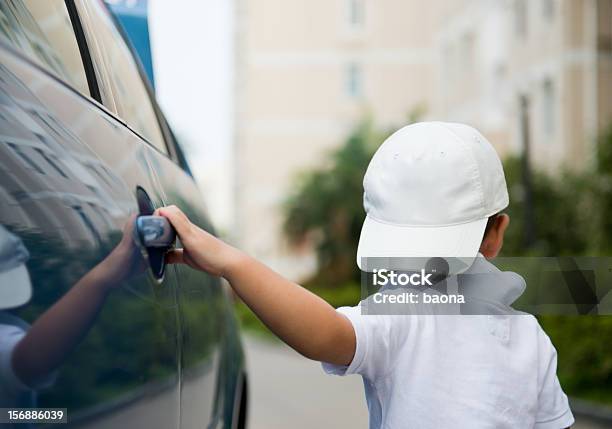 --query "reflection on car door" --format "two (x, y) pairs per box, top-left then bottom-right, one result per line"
(0, 35), (180, 429)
